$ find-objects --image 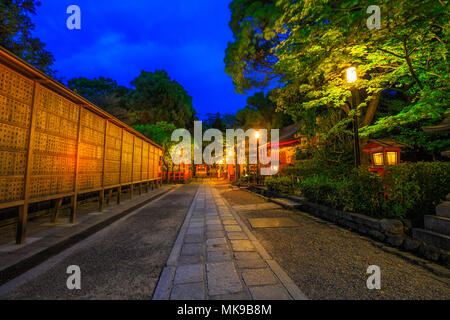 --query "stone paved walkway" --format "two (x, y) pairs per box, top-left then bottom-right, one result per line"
(153, 184), (307, 300)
